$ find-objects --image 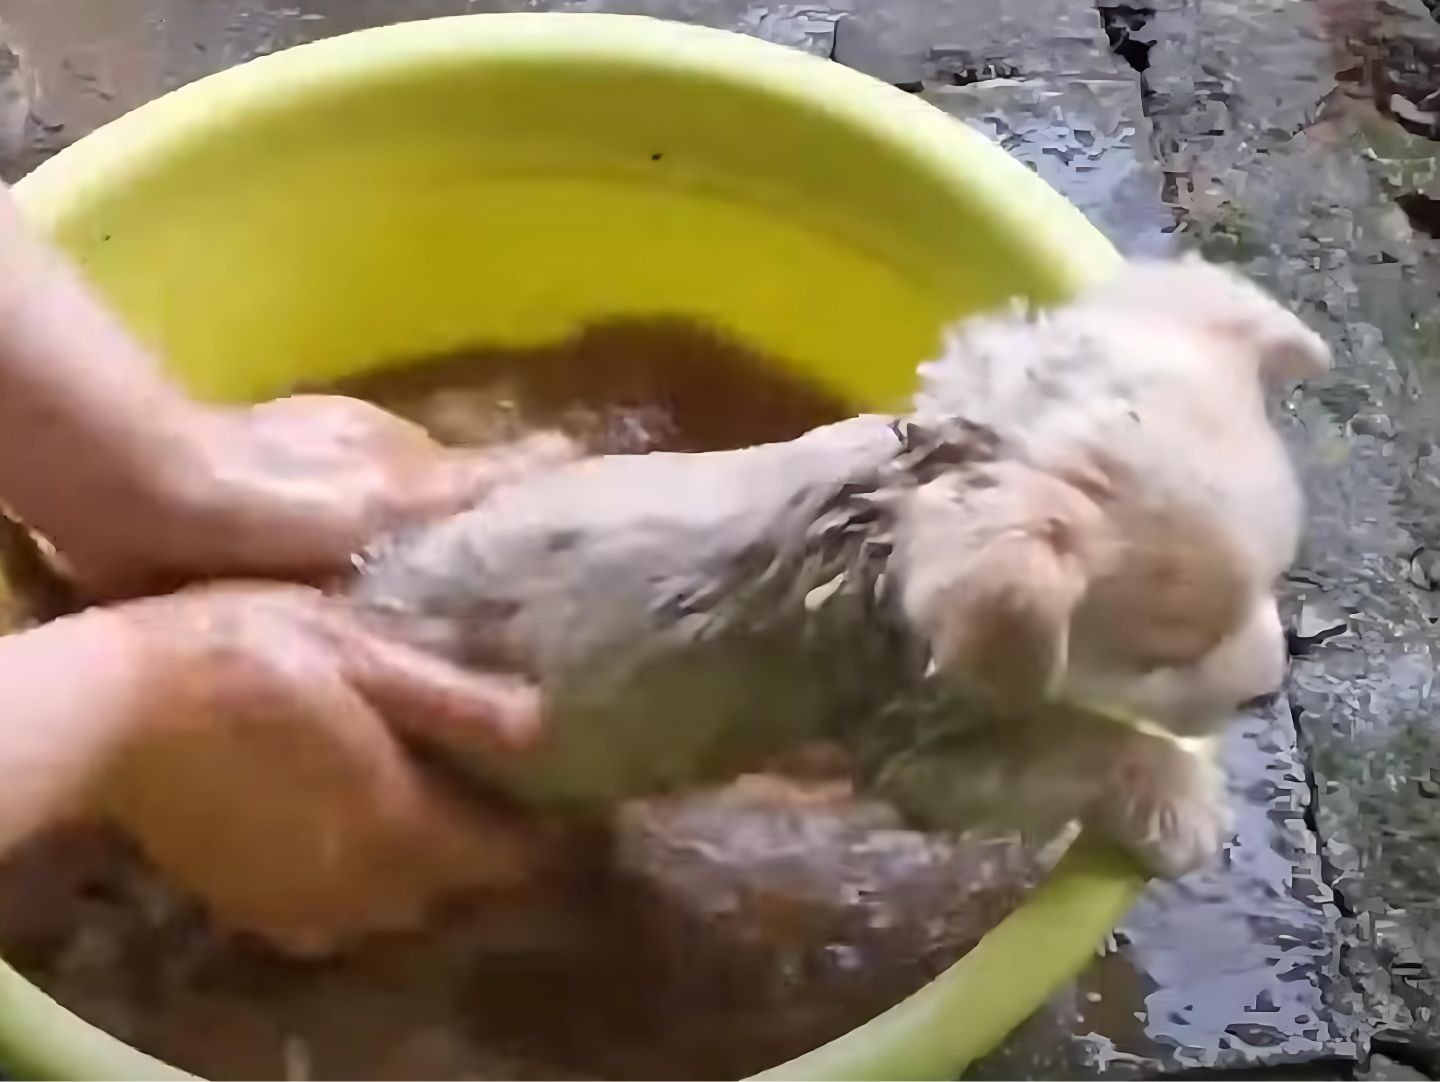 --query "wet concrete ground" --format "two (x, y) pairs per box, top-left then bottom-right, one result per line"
(4, 0), (1440, 1077)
